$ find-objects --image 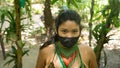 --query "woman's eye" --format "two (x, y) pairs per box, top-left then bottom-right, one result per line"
(61, 30), (67, 33)
(72, 30), (78, 33)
